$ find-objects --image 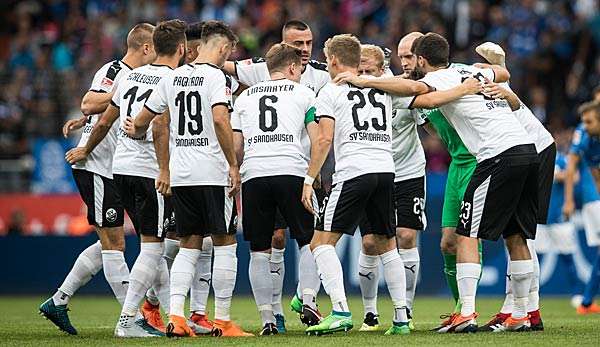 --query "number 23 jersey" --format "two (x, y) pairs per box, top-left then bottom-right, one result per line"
(145, 63), (233, 187)
(316, 82), (394, 184)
